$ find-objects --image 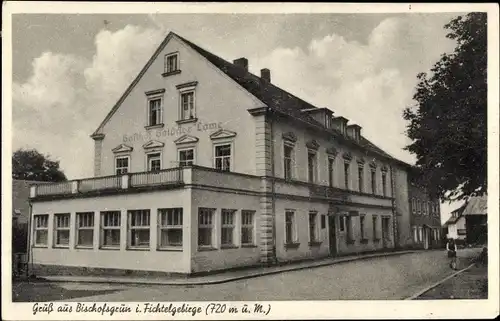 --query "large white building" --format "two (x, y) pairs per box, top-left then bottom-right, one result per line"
(29, 32), (428, 275)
